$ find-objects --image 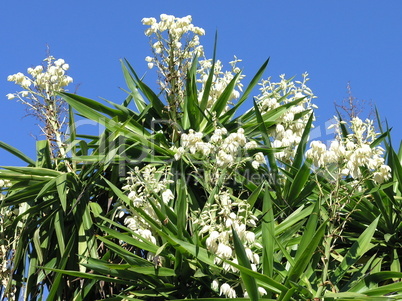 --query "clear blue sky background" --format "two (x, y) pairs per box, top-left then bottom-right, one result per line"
(1, 1), (401, 166)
